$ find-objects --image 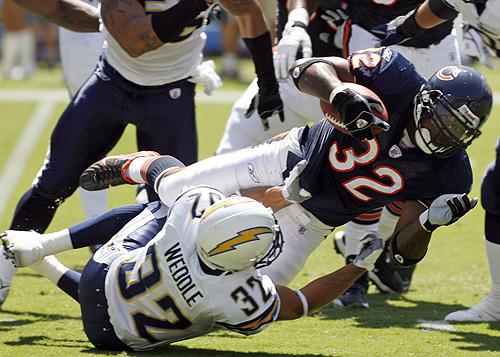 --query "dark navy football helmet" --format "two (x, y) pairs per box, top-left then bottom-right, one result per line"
(413, 65), (492, 157)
